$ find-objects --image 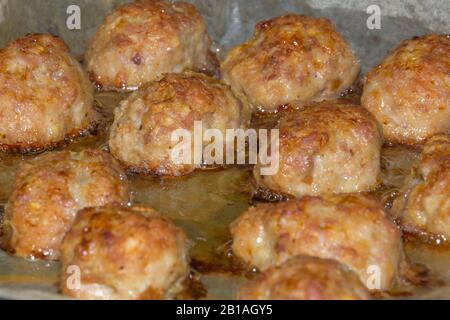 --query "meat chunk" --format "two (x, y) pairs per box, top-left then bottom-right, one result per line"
(222, 14), (359, 113)
(109, 72), (250, 176)
(0, 33), (96, 152)
(362, 35), (450, 145)
(2, 149), (129, 260)
(254, 100), (382, 197)
(60, 205), (190, 300)
(237, 256), (371, 300)
(86, 0), (218, 91)
(393, 134), (450, 242)
(231, 194), (404, 290)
